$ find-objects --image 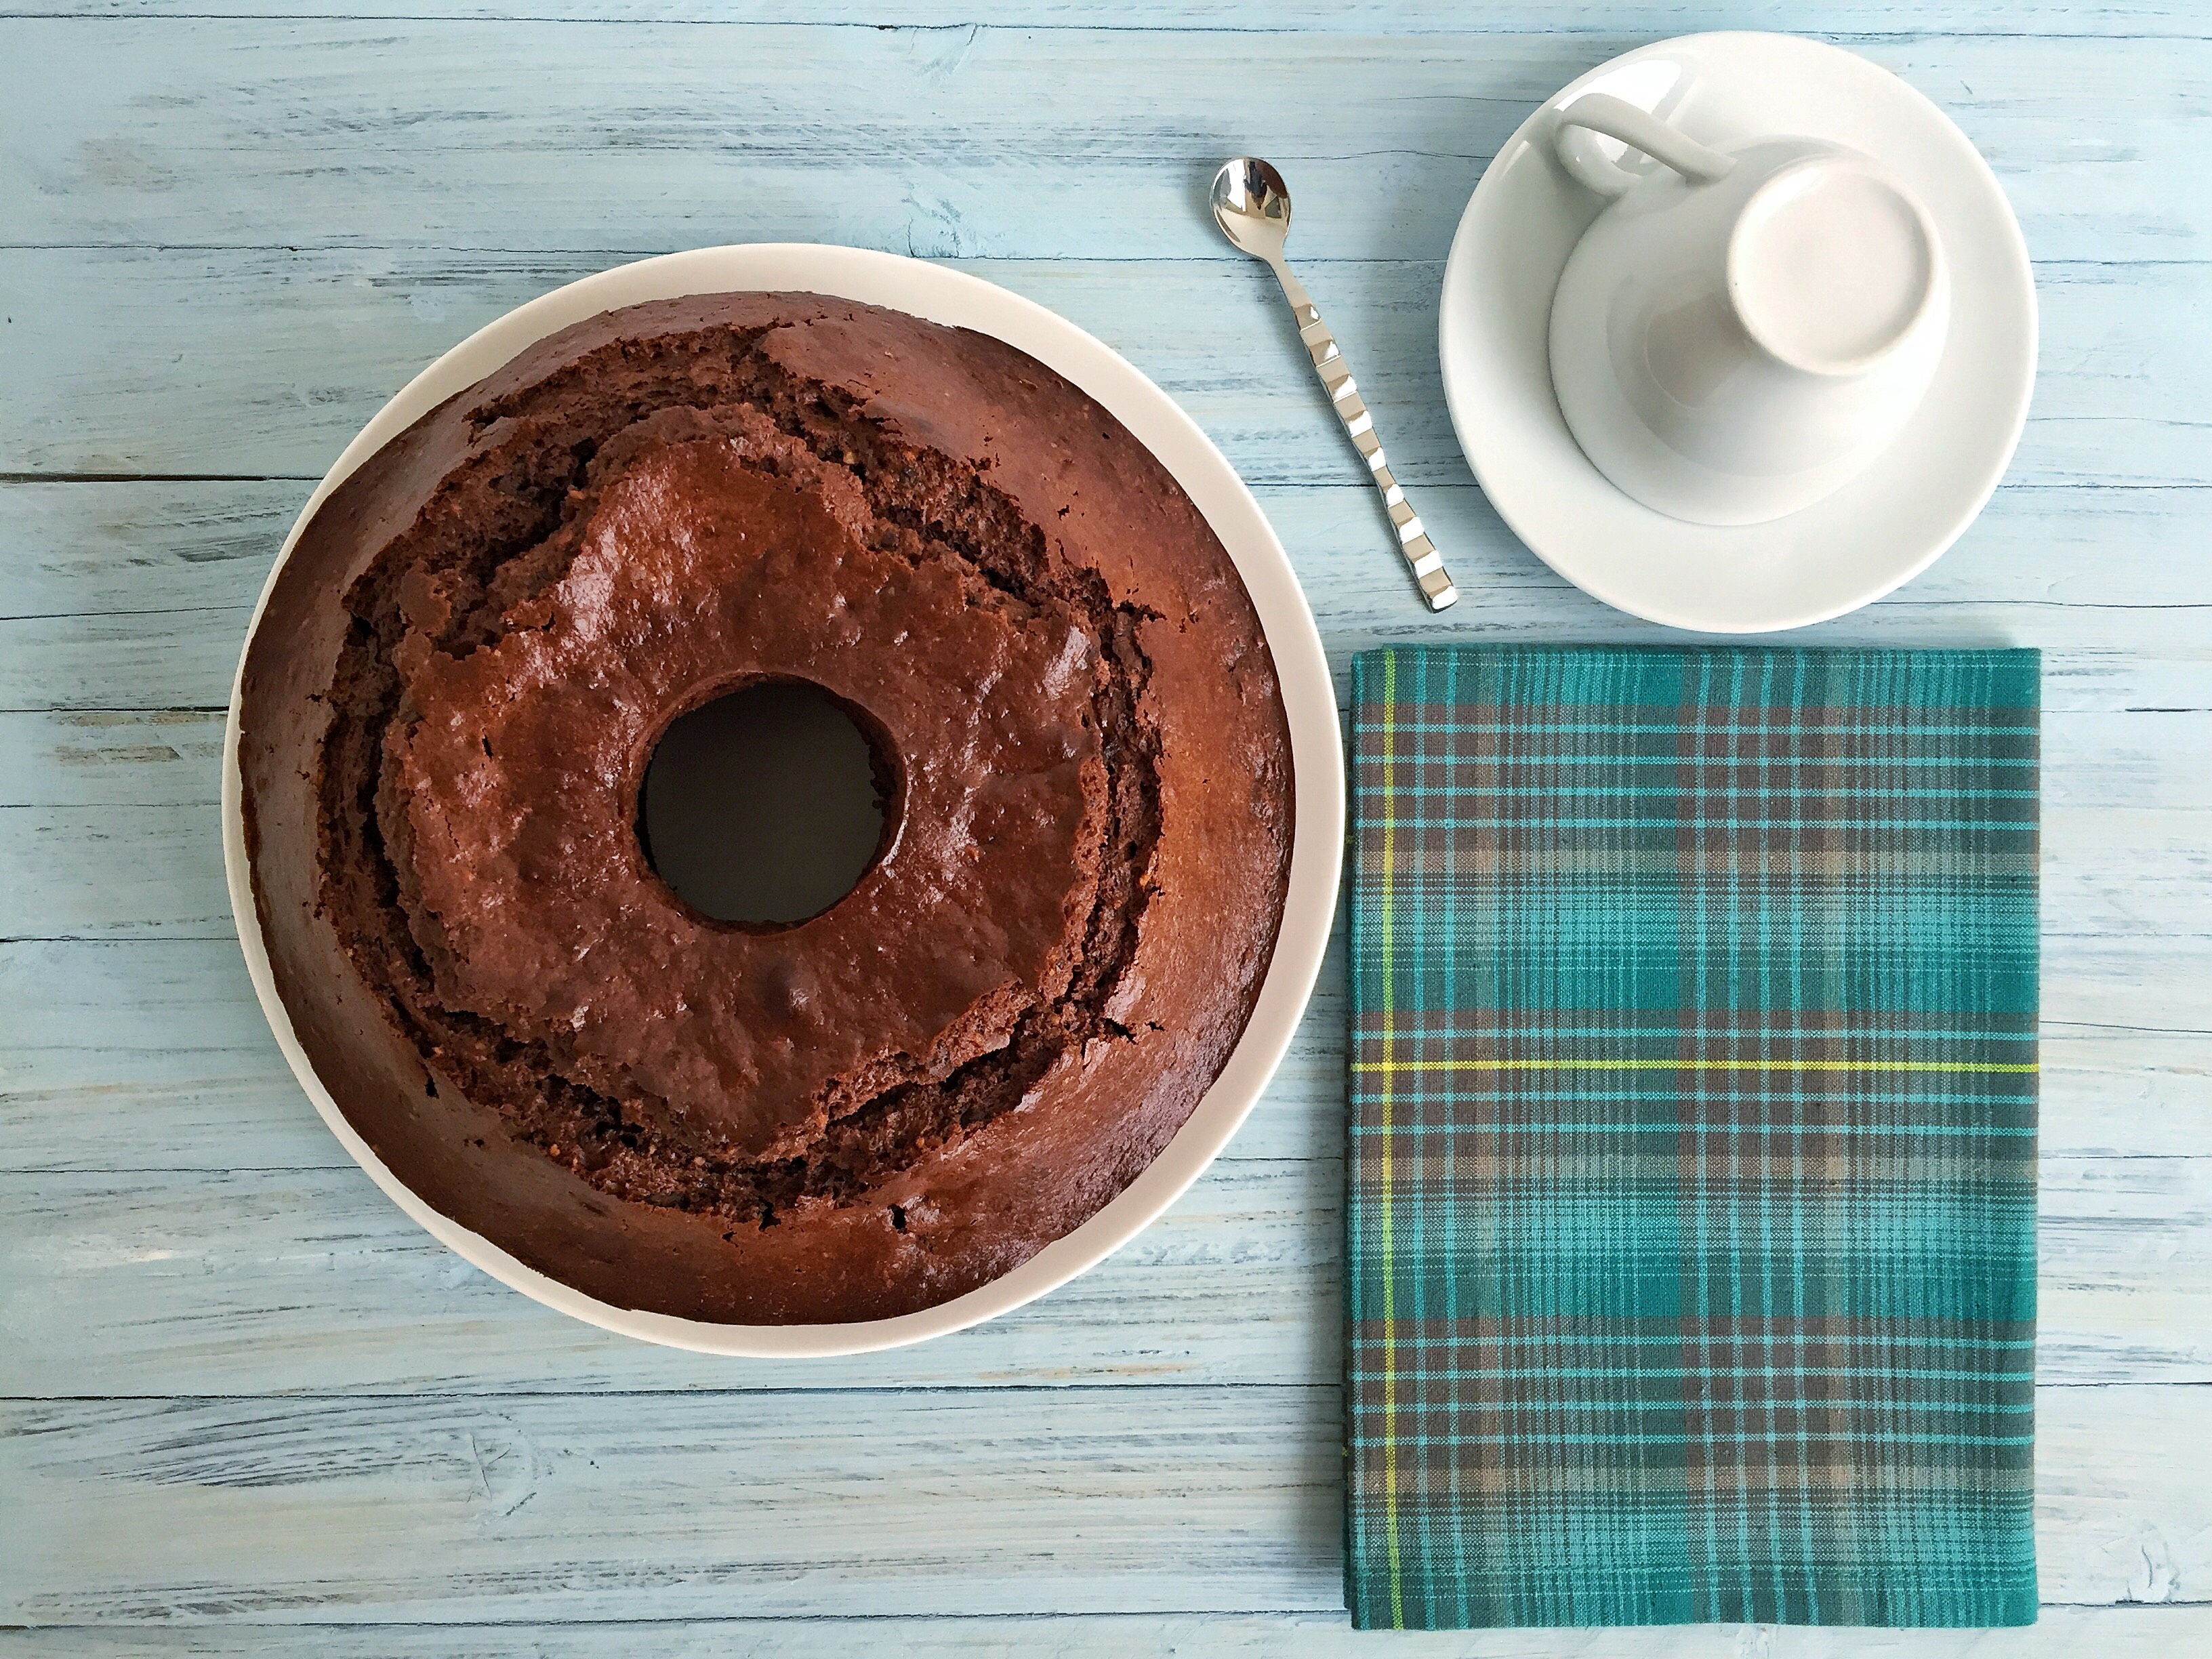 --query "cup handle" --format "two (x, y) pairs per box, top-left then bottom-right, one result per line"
(1553, 92), (1736, 199)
